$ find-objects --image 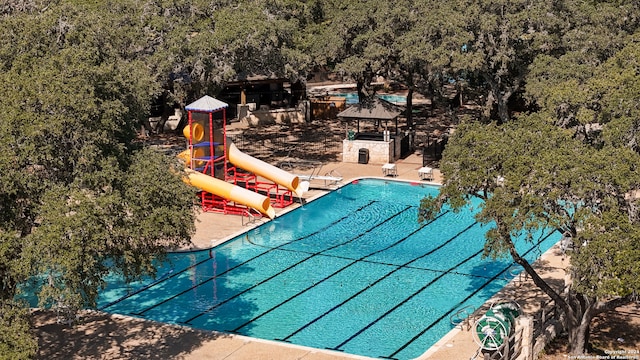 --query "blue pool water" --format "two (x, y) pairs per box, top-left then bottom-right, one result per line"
(330, 92), (407, 104)
(95, 179), (559, 359)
